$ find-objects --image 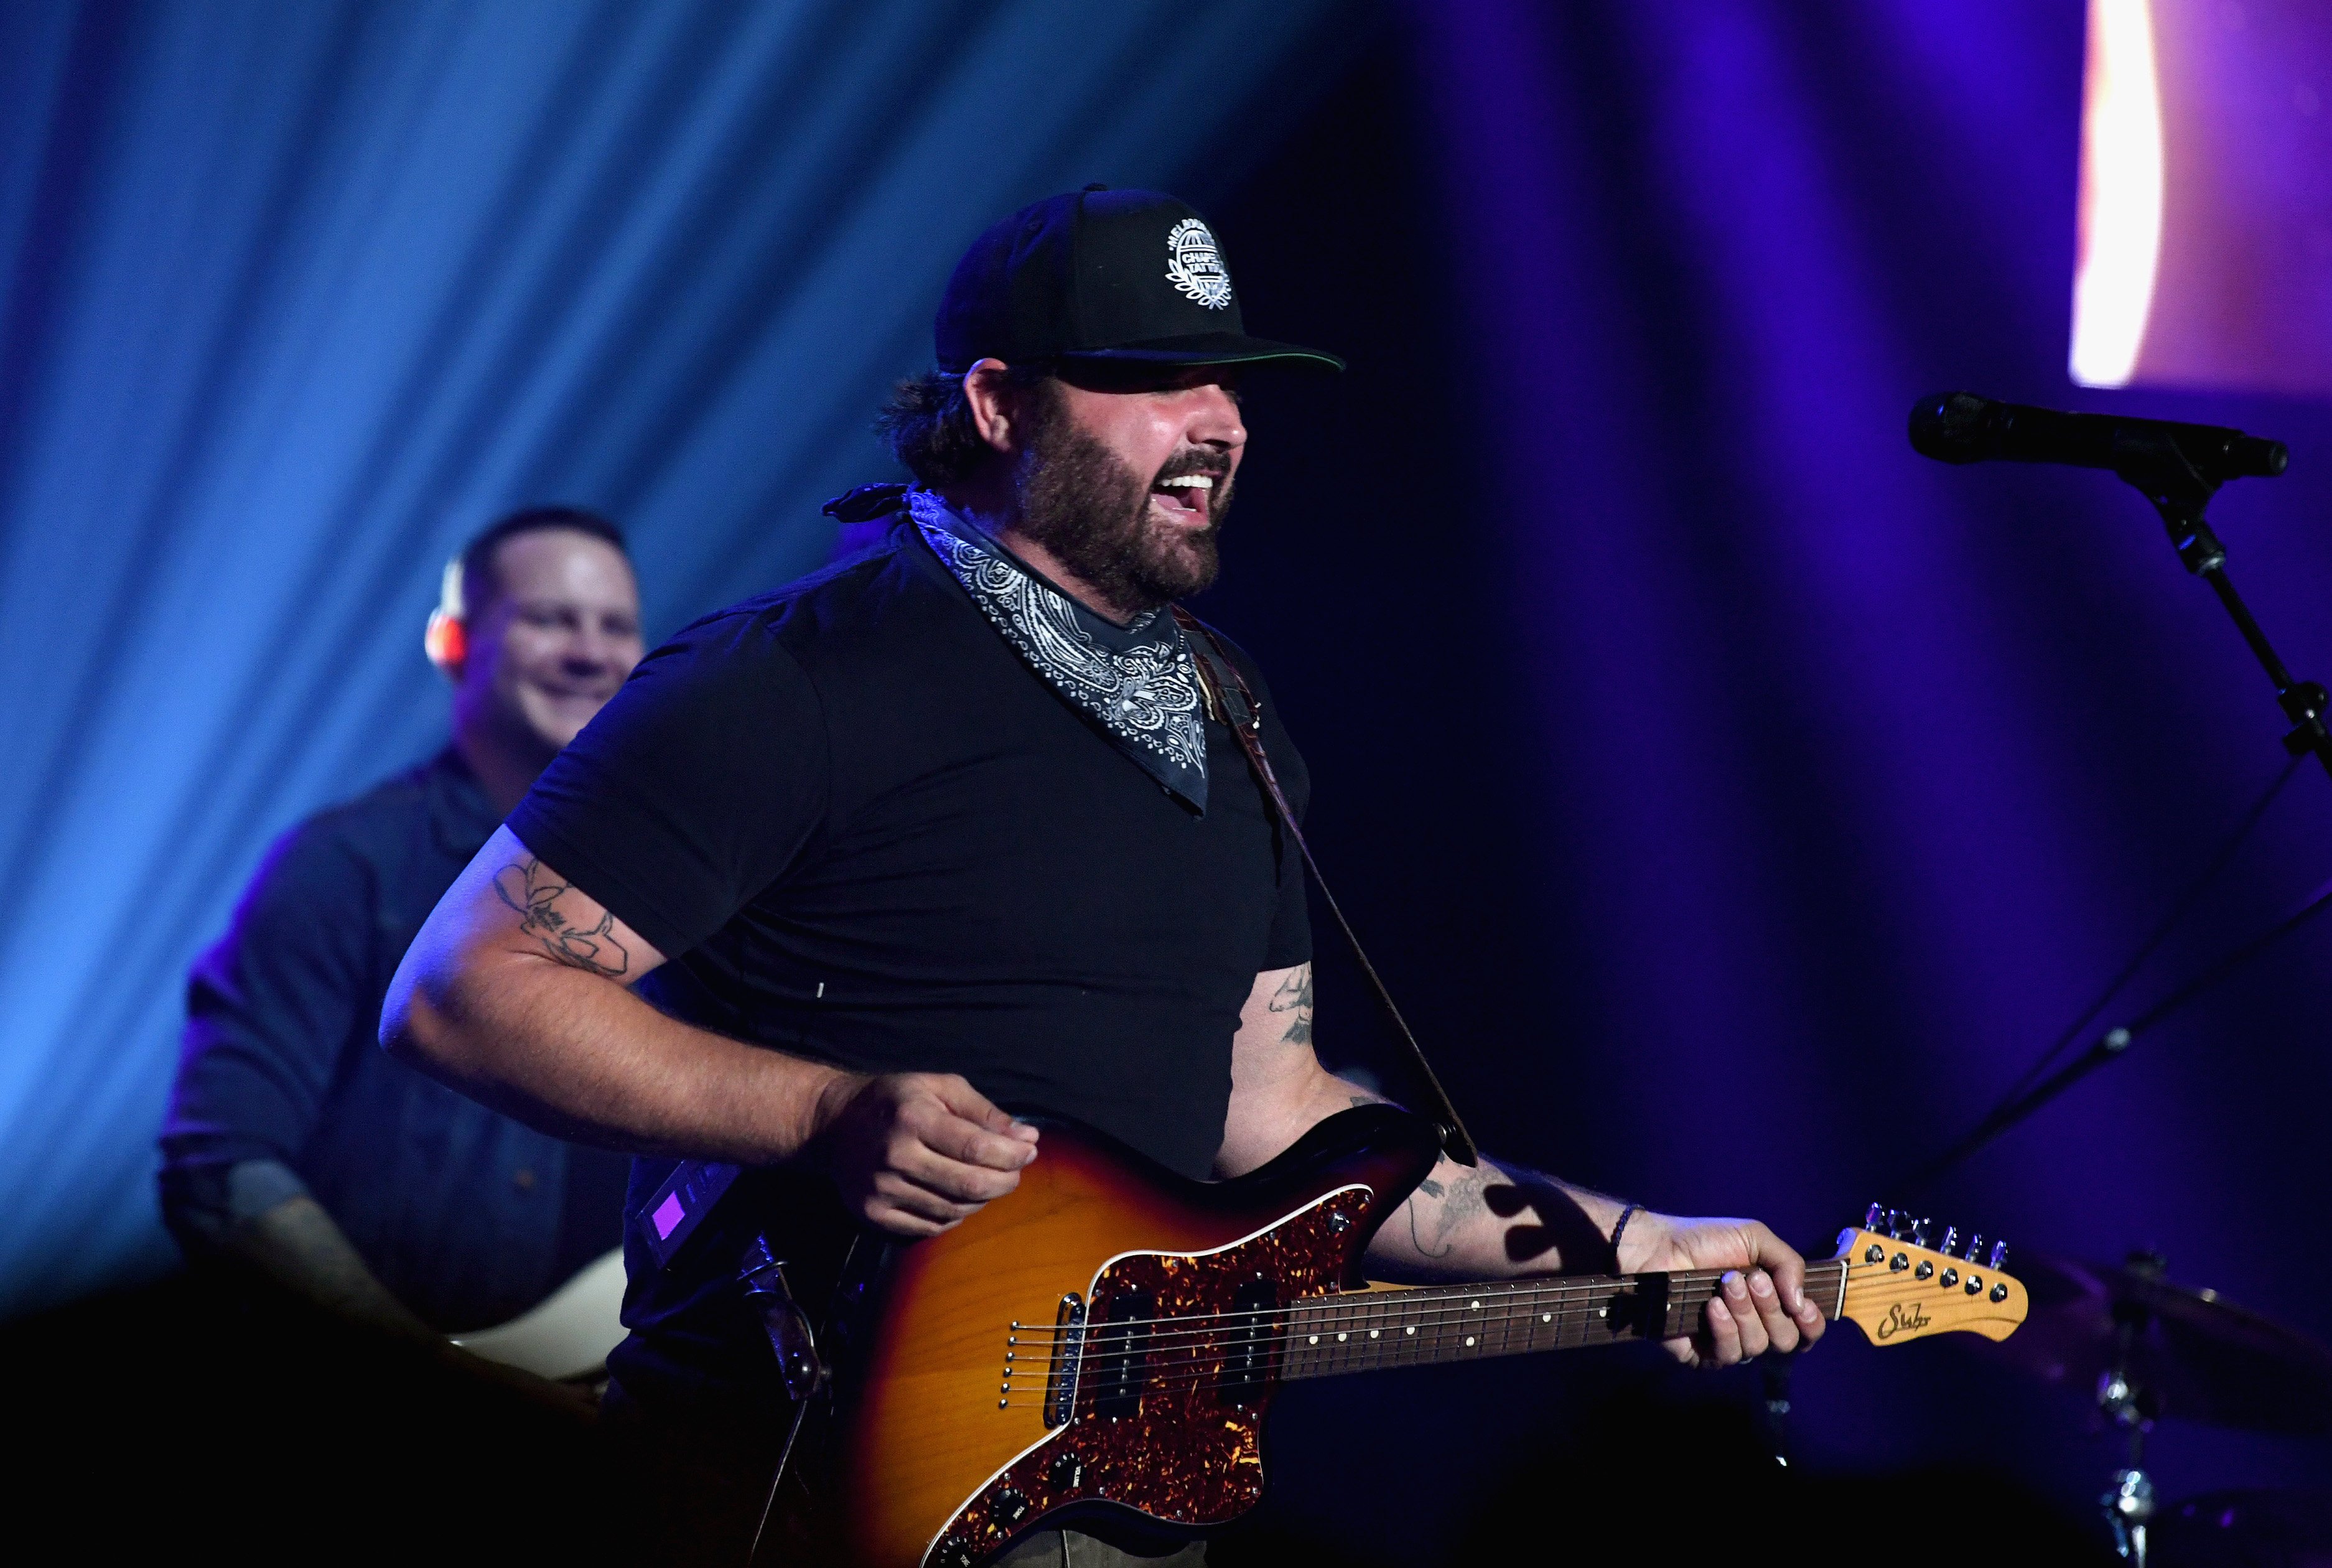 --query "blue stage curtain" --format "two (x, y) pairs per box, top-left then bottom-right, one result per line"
(0, 0), (1351, 1317)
